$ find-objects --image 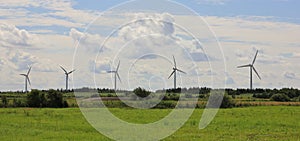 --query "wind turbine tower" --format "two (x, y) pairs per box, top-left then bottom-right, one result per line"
(237, 50), (261, 90)
(168, 55), (186, 89)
